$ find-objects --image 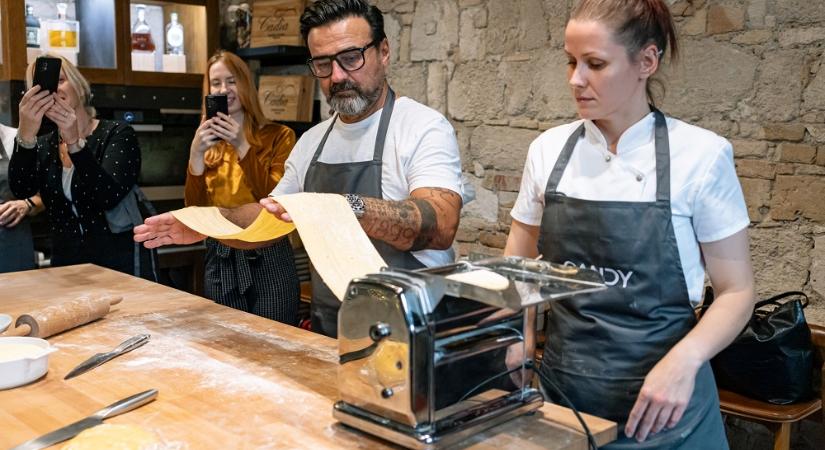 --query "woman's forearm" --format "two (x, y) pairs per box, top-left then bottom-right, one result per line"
(668, 228), (756, 368)
(668, 287), (755, 370)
